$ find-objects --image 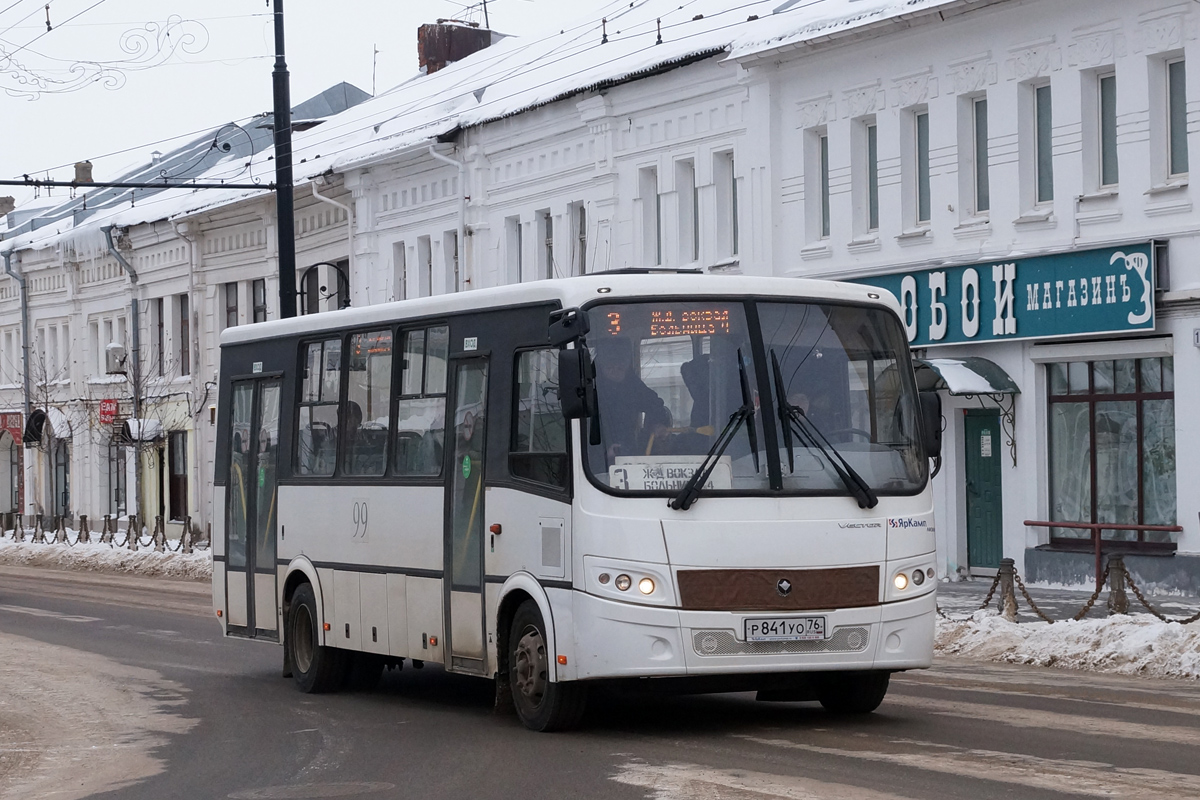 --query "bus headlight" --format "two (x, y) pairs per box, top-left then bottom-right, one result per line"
(912, 569), (925, 586)
(615, 574), (632, 591)
(638, 577), (655, 595)
(893, 573), (909, 590)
